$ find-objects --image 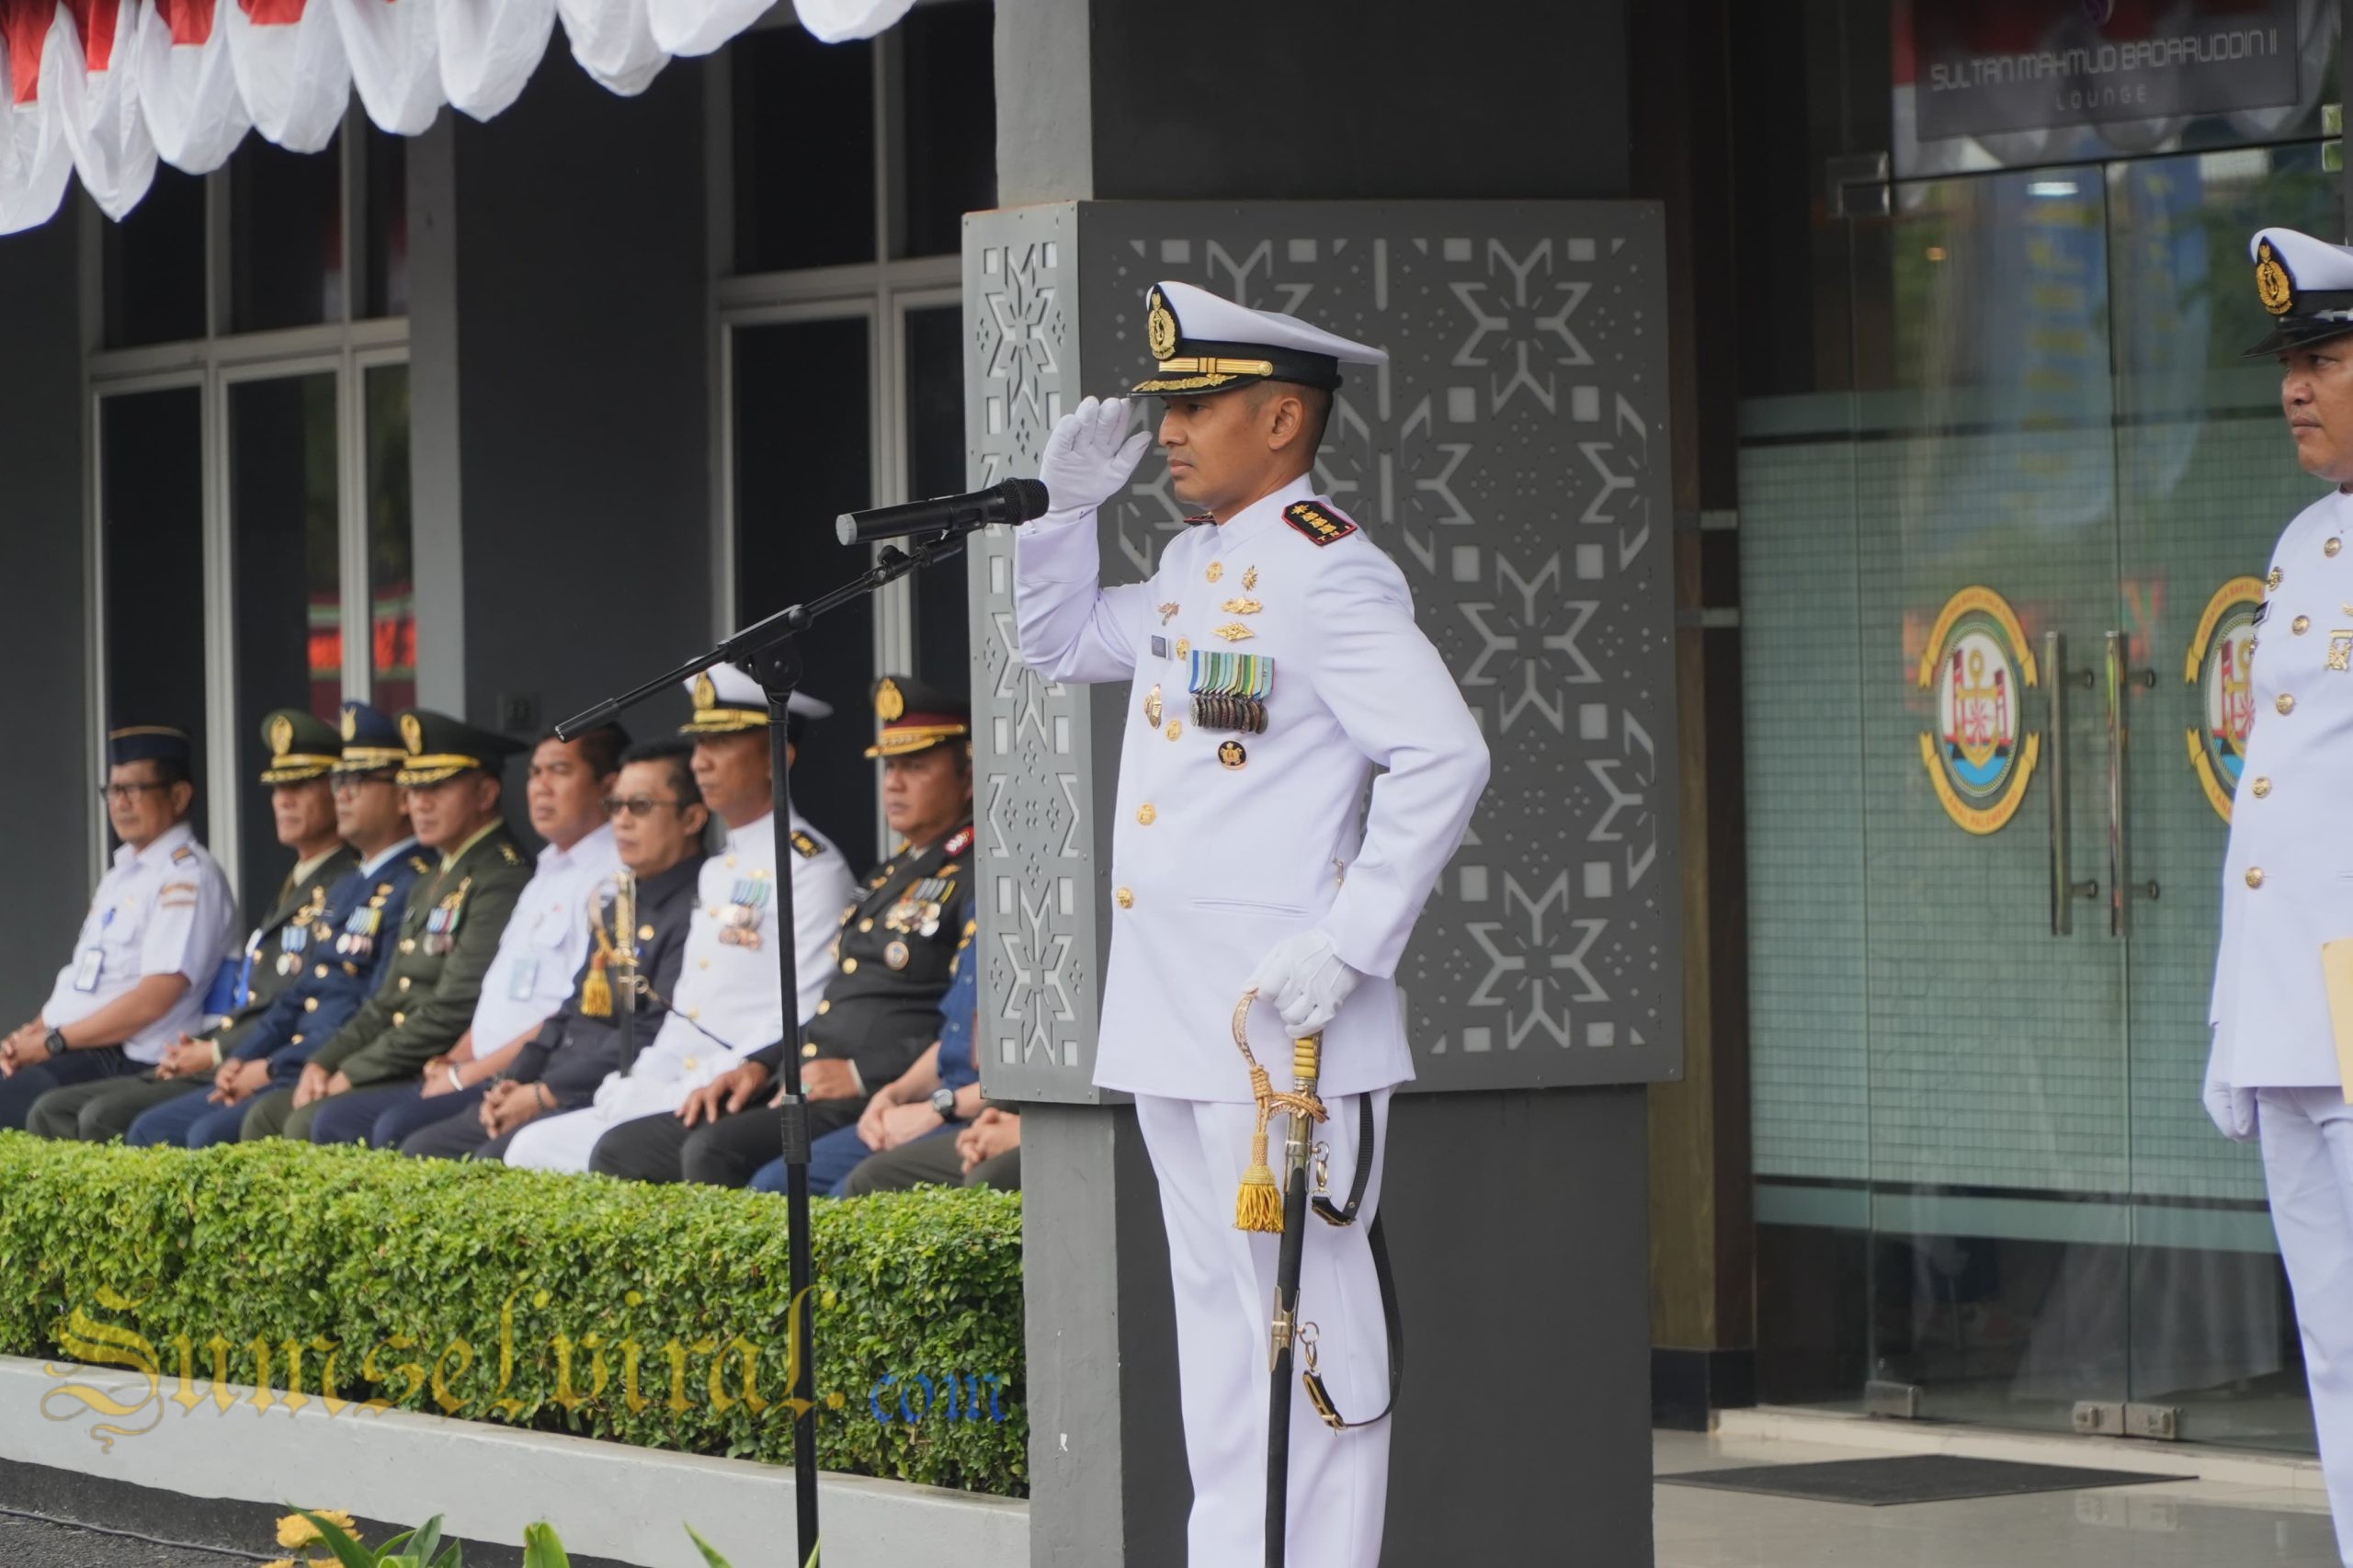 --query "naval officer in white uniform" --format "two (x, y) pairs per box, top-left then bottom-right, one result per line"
(1017, 281), (1489, 1568)
(2207, 226), (2353, 1566)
